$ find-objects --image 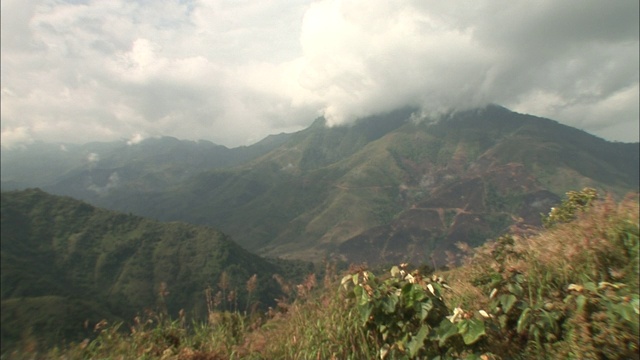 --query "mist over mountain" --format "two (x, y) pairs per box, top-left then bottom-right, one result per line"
(1, 133), (289, 191)
(2, 105), (638, 266)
